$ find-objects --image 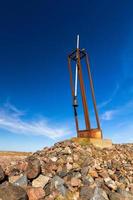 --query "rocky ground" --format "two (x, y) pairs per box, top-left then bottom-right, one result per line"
(0, 140), (133, 200)
(0, 151), (31, 169)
